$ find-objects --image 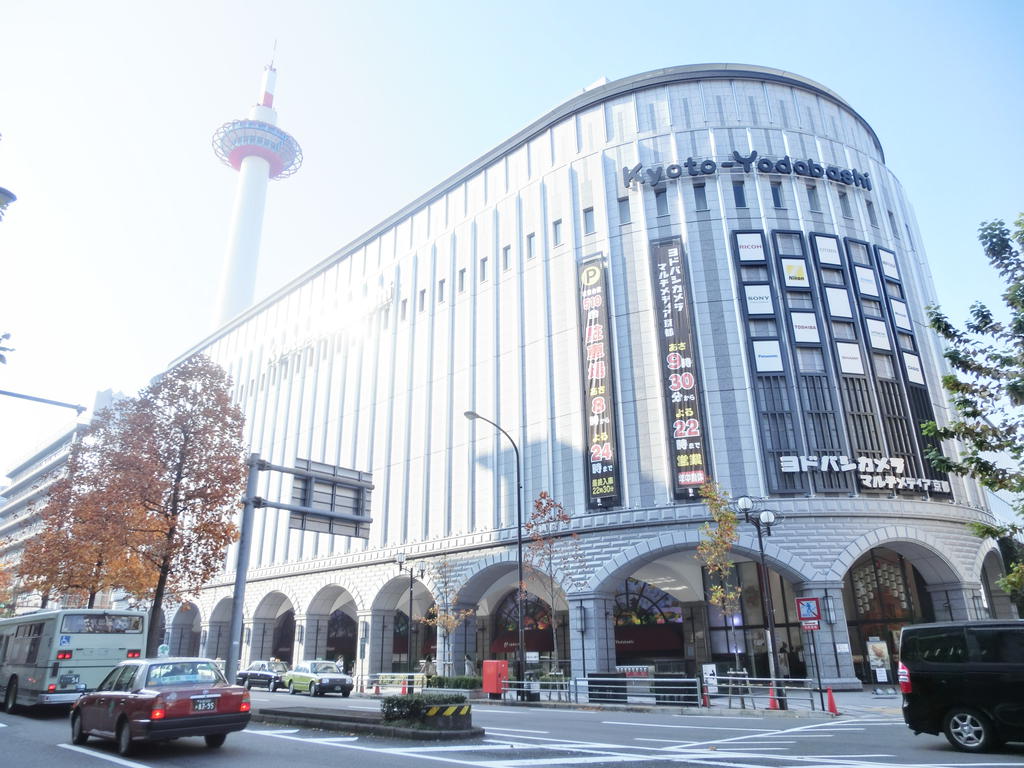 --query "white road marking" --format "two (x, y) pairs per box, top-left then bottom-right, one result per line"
(247, 728), (300, 734)
(634, 738), (698, 744)
(603, 720), (776, 732)
(57, 744), (151, 768)
(484, 728), (551, 734)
